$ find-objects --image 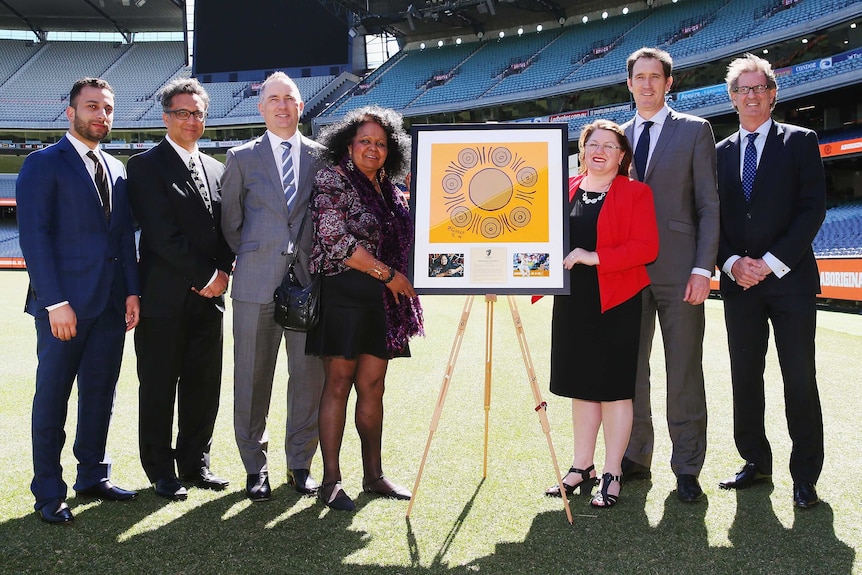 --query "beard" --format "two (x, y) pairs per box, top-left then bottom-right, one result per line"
(72, 115), (110, 143)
